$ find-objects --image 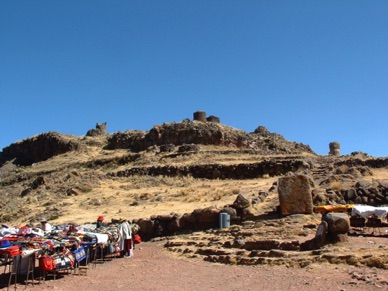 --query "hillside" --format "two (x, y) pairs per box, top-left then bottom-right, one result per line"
(0, 119), (309, 224)
(0, 118), (386, 227)
(1, 117), (388, 274)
